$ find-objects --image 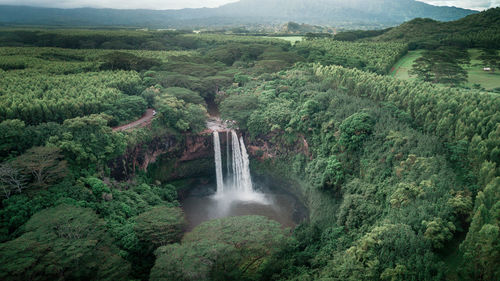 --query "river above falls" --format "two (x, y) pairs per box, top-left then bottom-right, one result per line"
(181, 180), (308, 231)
